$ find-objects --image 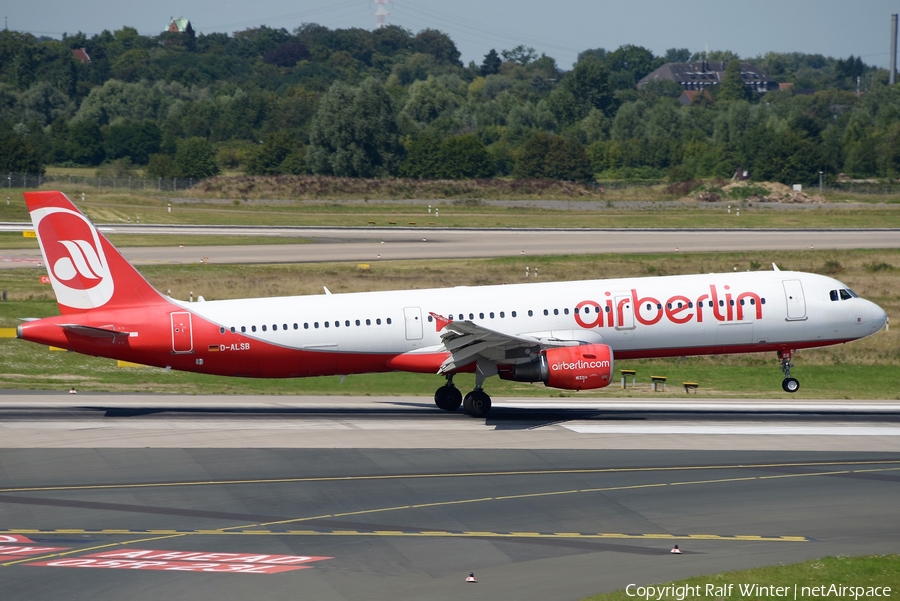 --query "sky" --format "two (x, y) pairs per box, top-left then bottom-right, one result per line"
(5, 0), (900, 69)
